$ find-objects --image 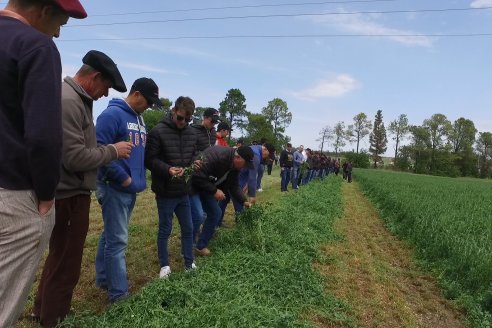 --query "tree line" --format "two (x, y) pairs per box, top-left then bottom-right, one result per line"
(318, 111), (492, 178)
